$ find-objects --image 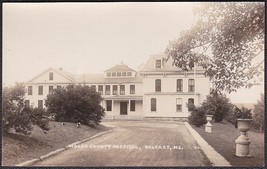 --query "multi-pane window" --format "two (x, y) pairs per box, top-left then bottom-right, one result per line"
(188, 79), (195, 92)
(49, 86), (53, 94)
(112, 85), (118, 95)
(130, 100), (135, 111)
(176, 98), (182, 112)
(122, 72), (126, 76)
(107, 72), (111, 77)
(106, 100), (112, 111)
(188, 98), (195, 111)
(112, 72), (116, 77)
(57, 85), (61, 89)
(25, 100), (30, 107)
(151, 98), (157, 111)
(38, 86), (43, 95)
(127, 72), (132, 76)
(98, 85), (103, 95)
(117, 72), (121, 77)
(120, 85), (125, 95)
(91, 85), (96, 92)
(177, 79), (183, 92)
(130, 85), (135, 94)
(155, 59), (162, 68)
(105, 85), (110, 95)
(28, 86), (33, 95)
(38, 100), (43, 109)
(155, 79), (161, 92)
(49, 72), (53, 80)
